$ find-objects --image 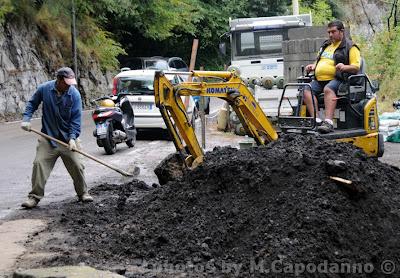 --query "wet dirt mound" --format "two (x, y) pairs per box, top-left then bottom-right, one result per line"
(40, 134), (400, 277)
